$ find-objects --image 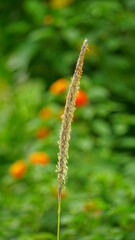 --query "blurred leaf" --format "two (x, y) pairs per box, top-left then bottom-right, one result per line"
(24, 0), (46, 23)
(89, 86), (110, 101)
(92, 119), (111, 136)
(8, 40), (39, 72)
(20, 232), (55, 240)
